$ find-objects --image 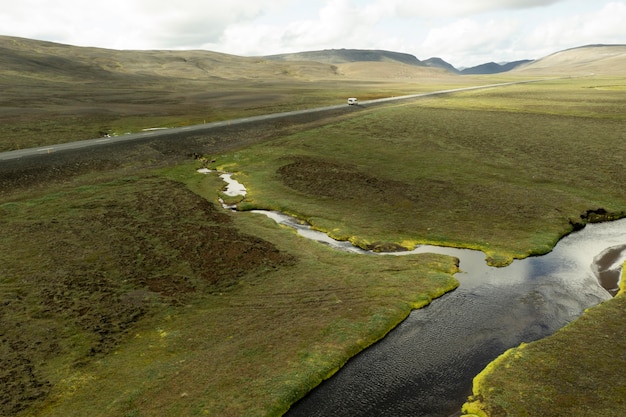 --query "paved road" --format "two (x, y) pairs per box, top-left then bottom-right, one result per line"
(0, 80), (542, 162)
